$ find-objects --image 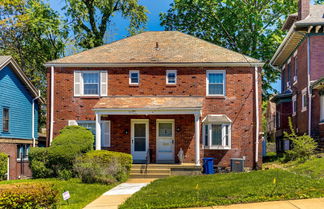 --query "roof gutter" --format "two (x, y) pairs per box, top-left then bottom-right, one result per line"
(44, 62), (264, 68)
